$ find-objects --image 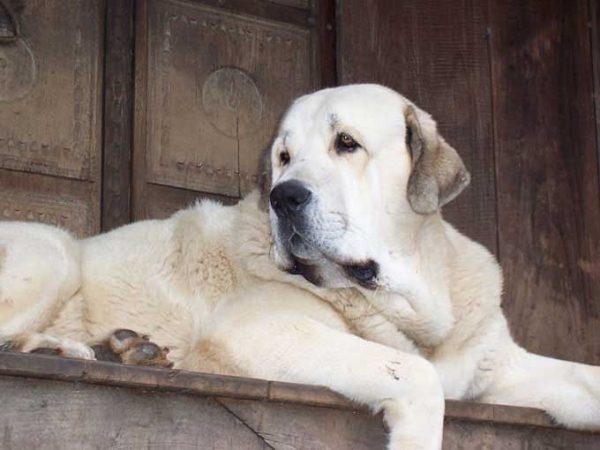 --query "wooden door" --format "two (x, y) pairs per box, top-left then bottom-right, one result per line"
(0, 0), (104, 238)
(132, 0), (332, 220)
